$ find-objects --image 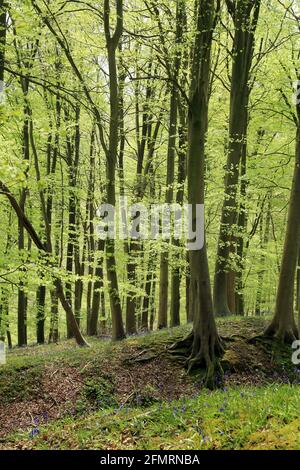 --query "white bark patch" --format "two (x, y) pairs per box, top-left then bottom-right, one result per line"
(0, 80), (5, 103)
